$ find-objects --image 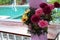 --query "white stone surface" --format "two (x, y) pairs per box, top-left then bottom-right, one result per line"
(0, 24), (30, 36)
(0, 19), (60, 39)
(0, 19), (30, 36)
